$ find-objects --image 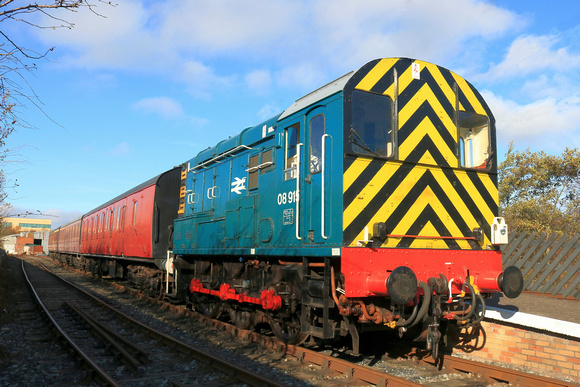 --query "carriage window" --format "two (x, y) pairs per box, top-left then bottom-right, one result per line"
(121, 206), (126, 231)
(284, 124), (300, 180)
(350, 89), (393, 157)
(133, 201), (138, 227)
(458, 112), (490, 169)
(116, 205), (121, 230)
(309, 114), (325, 174)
